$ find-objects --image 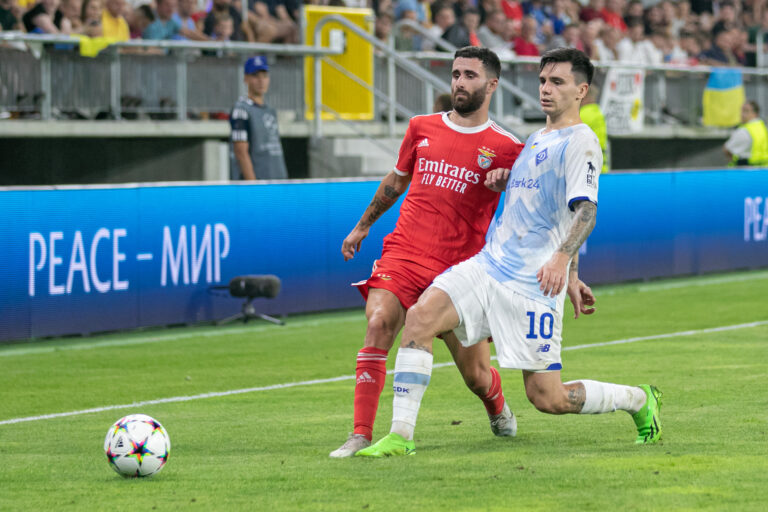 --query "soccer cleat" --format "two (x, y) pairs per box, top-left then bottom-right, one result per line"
(488, 401), (517, 437)
(329, 434), (371, 458)
(632, 385), (663, 444)
(354, 433), (415, 457)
